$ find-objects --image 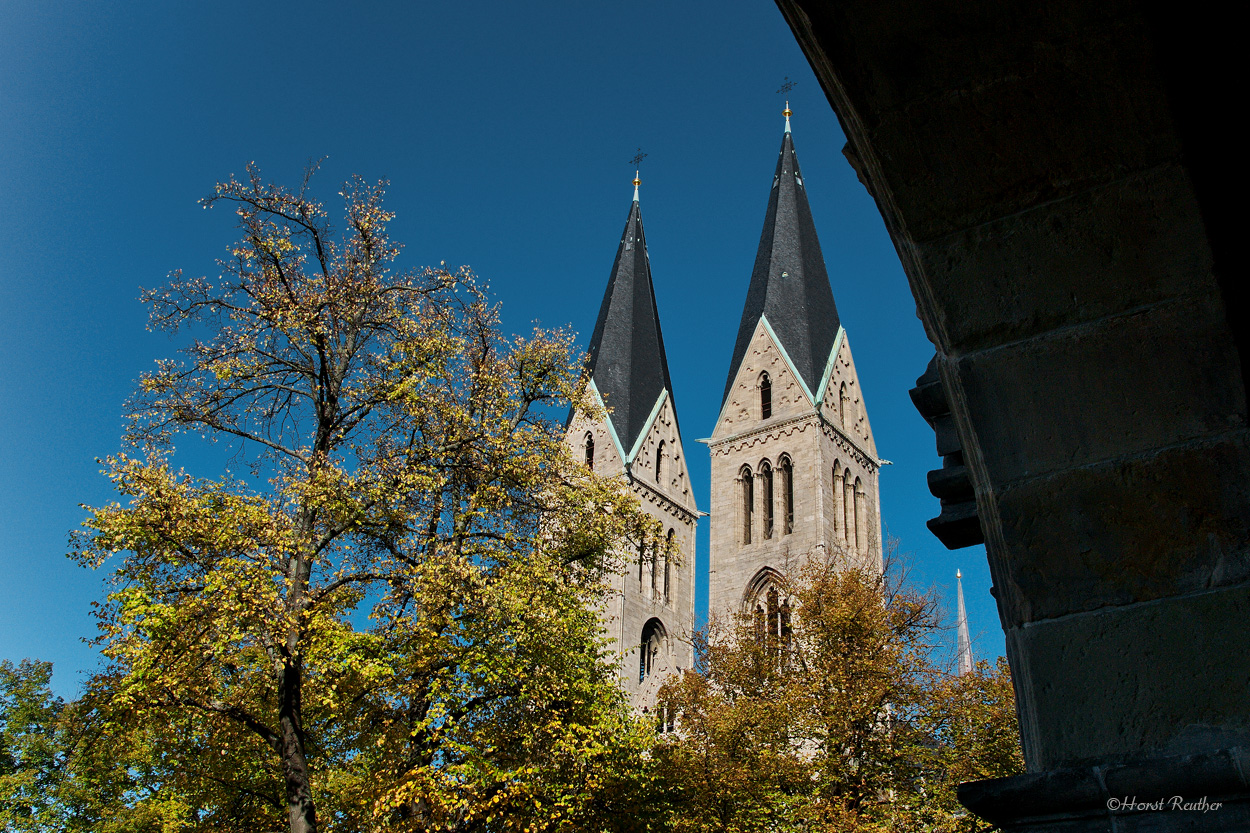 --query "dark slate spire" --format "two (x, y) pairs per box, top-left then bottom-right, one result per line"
(723, 116), (841, 404)
(586, 180), (677, 458)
